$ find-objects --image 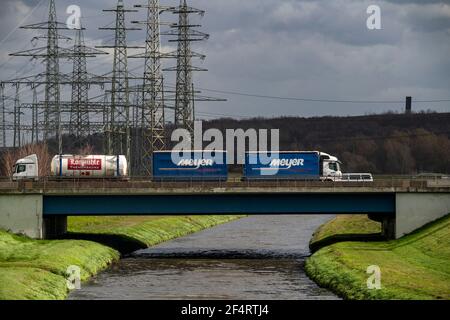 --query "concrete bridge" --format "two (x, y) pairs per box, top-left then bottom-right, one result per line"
(0, 178), (449, 240)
